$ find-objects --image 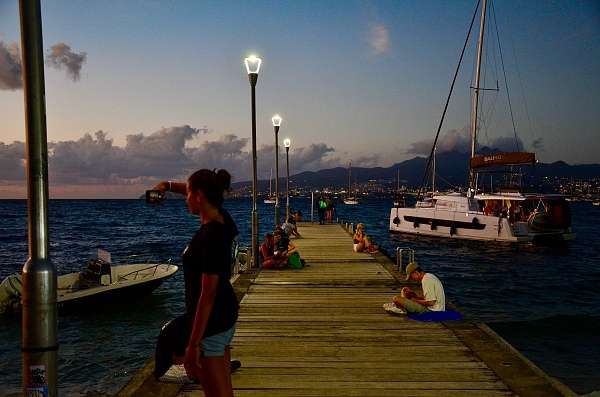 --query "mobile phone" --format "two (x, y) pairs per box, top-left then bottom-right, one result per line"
(146, 190), (165, 204)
